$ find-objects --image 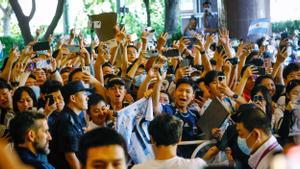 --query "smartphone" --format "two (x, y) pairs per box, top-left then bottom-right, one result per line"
(195, 89), (204, 99)
(226, 57), (239, 65)
(159, 62), (169, 74)
(67, 45), (80, 53)
(45, 95), (55, 105)
(82, 66), (90, 74)
(26, 62), (35, 71)
(162, 49), (179, 57)
(33, 41), (50, 51)
(255, 67), (266, 76)
(216, 45), (224, 53)
(35, 60), (51, 69)
(179, 58), (191, 67)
